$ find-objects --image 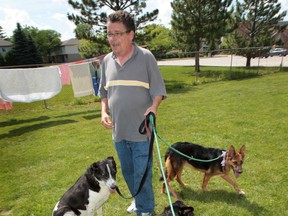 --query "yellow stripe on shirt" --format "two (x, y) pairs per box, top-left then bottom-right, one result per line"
(104, 80), (150, 90)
